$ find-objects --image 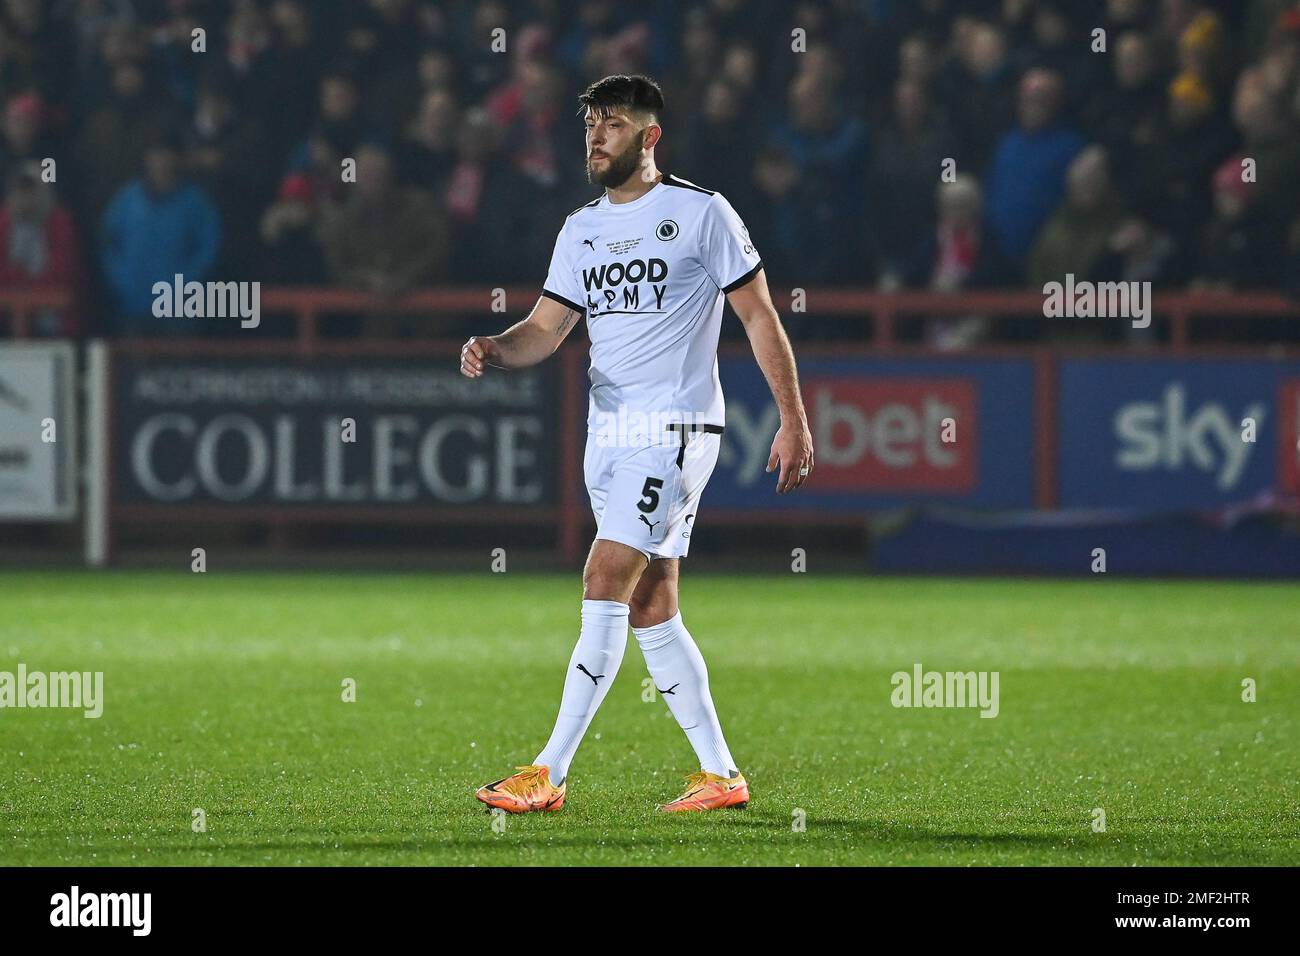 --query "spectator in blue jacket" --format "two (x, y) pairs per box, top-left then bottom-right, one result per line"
(759, 71), (869, 286)
(983, 68), (1086, 271)
(100, 135), (221, 335)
